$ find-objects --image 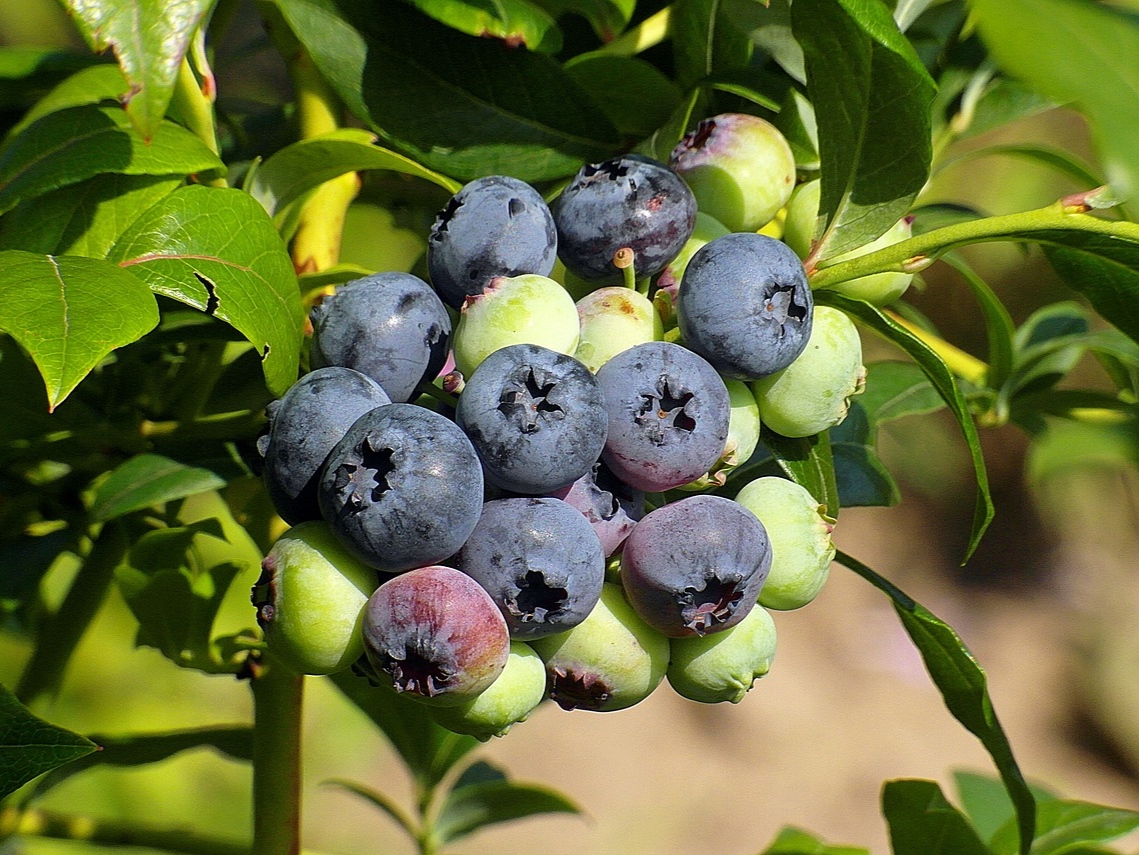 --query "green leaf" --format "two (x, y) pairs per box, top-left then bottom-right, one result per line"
(62, 0), (214, 140)
(955, 77), (1055, 142)
(941, 254), (1016, 391)
(0, 173), (182, 257)
(858, 360), (945, 424)
(828, 402), (900, 507)
(530, 0), (635, 41)
(90, 453), (227, 521)
(108, 184), (304, 396)
(791, 0), (936, 258)
(760, 427), (841, 517)
(0, 682), (97, 799)
(760, 826), (871, 854)
(325, 778), (419, 839)
(819, 292), (993, 559)
(0, 105), (222, 217)
(432, 760), (581, 847)
(5, 64), (130, 141)
(634, 88), (700, 164)
(774, 87), (821, 171)
(270, 0), (620, 182)
(405, 0), (562, 52)
(328, 670), (479, 794)
(936, 144), (1104, 191)
(1040, 237), (1139, 348)
(722, 0), (805, 84)
(564, 55), (682, 140)
(882, 779), (994, 855)
(953, 770), (1060, 847)
(837, 552), (1036, 855)
(991, 800), (1139, 855)
(0, 251), (159, 410)
(248, 128), (460, 222)
(671, 0), (754, 90)
(969, 0), (1139, 204)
